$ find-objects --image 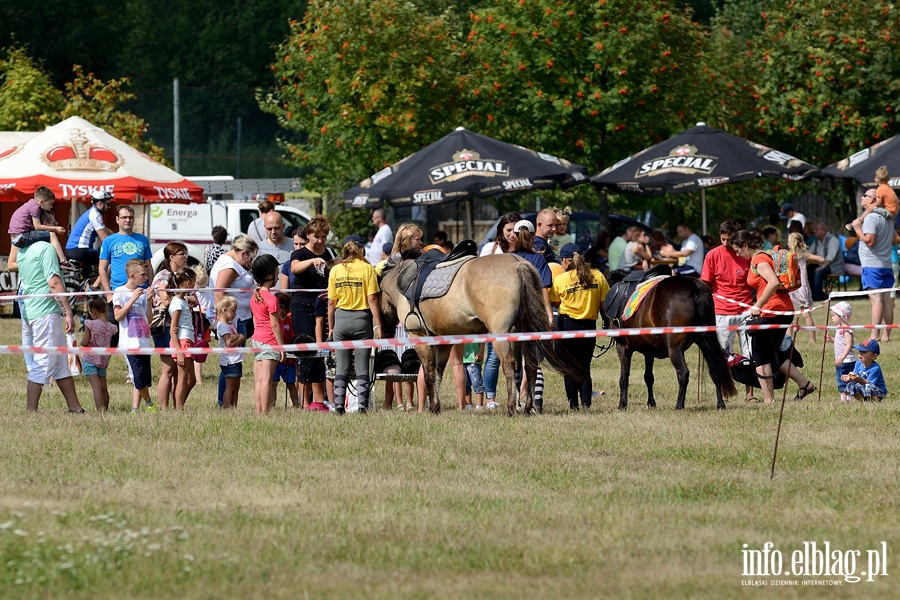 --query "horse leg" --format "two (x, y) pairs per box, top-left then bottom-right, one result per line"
(616, 341), (631, 411)
(521, 345), (537, 417)
(494, 340), (519, 417)
(432, 344), (454, 414)
(670, 347), (690, 410)
(643, 354), (656, 409)
(418, 346), (441, 414)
